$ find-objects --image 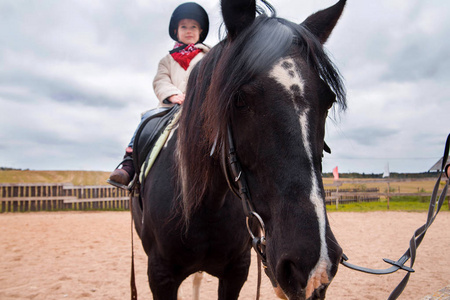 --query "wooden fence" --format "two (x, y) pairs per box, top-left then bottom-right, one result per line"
(324, 188), (380, 205)
(0, 183), (129, 212)
(1, 178), (447, 212)
(1, 183), (378, 212)
(325, 178), (449, 209)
